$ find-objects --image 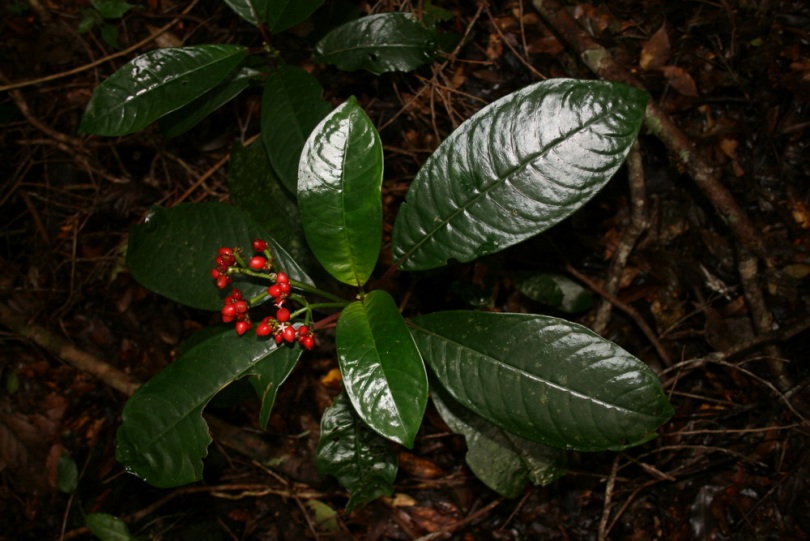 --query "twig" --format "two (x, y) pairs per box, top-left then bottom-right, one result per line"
(0, 0), (201, 93)
(598, 455), (620, 541)
(532, 0), (789, 389)
(592, 141), (647, 335)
